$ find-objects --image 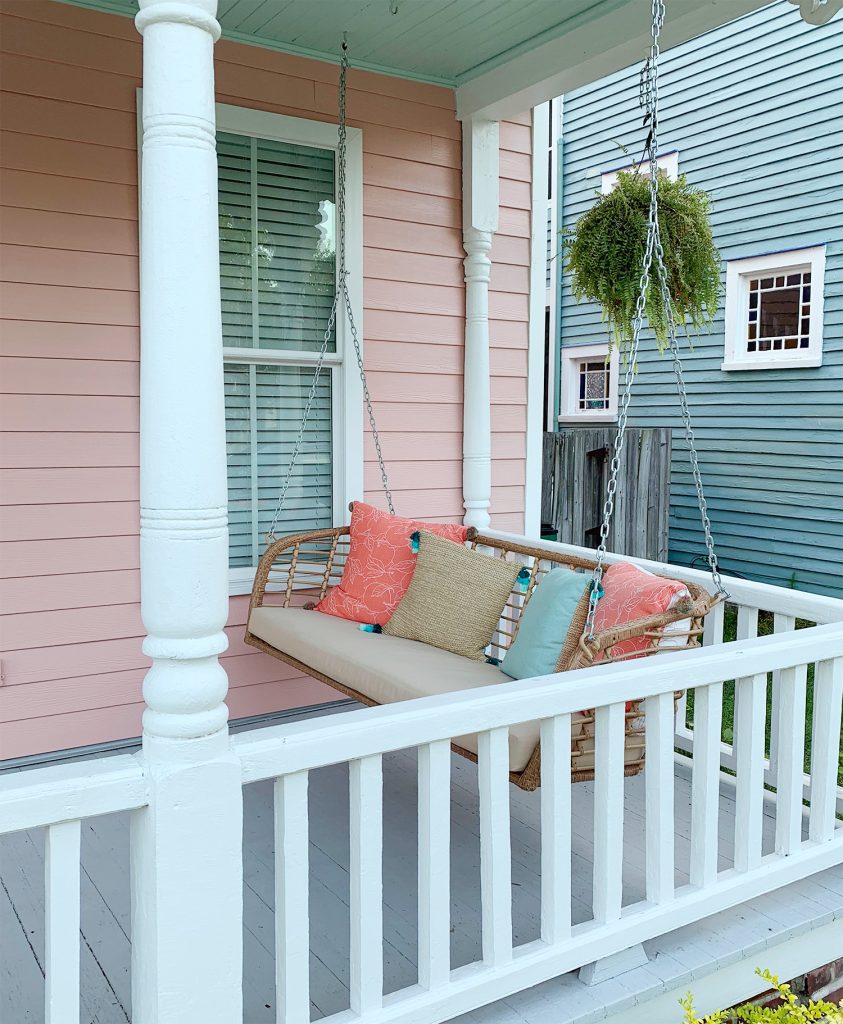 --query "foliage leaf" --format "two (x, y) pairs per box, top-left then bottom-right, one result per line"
(565, 169), (721, 354)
